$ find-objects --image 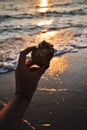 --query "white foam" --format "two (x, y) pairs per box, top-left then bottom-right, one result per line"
(0, 35), (87, 73)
